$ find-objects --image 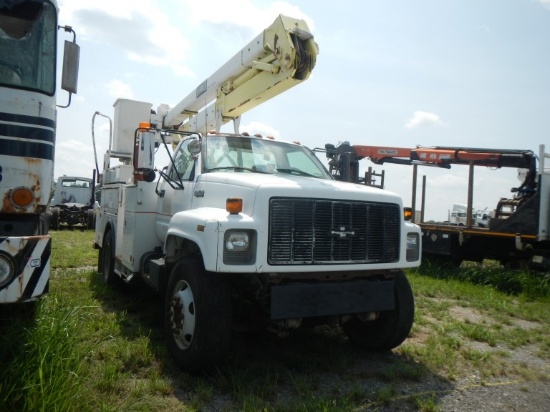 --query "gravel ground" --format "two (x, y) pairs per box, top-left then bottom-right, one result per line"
(437, 380), (550, 412)
(353, 335), (550, 412)
(360, 374), (548, 411)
